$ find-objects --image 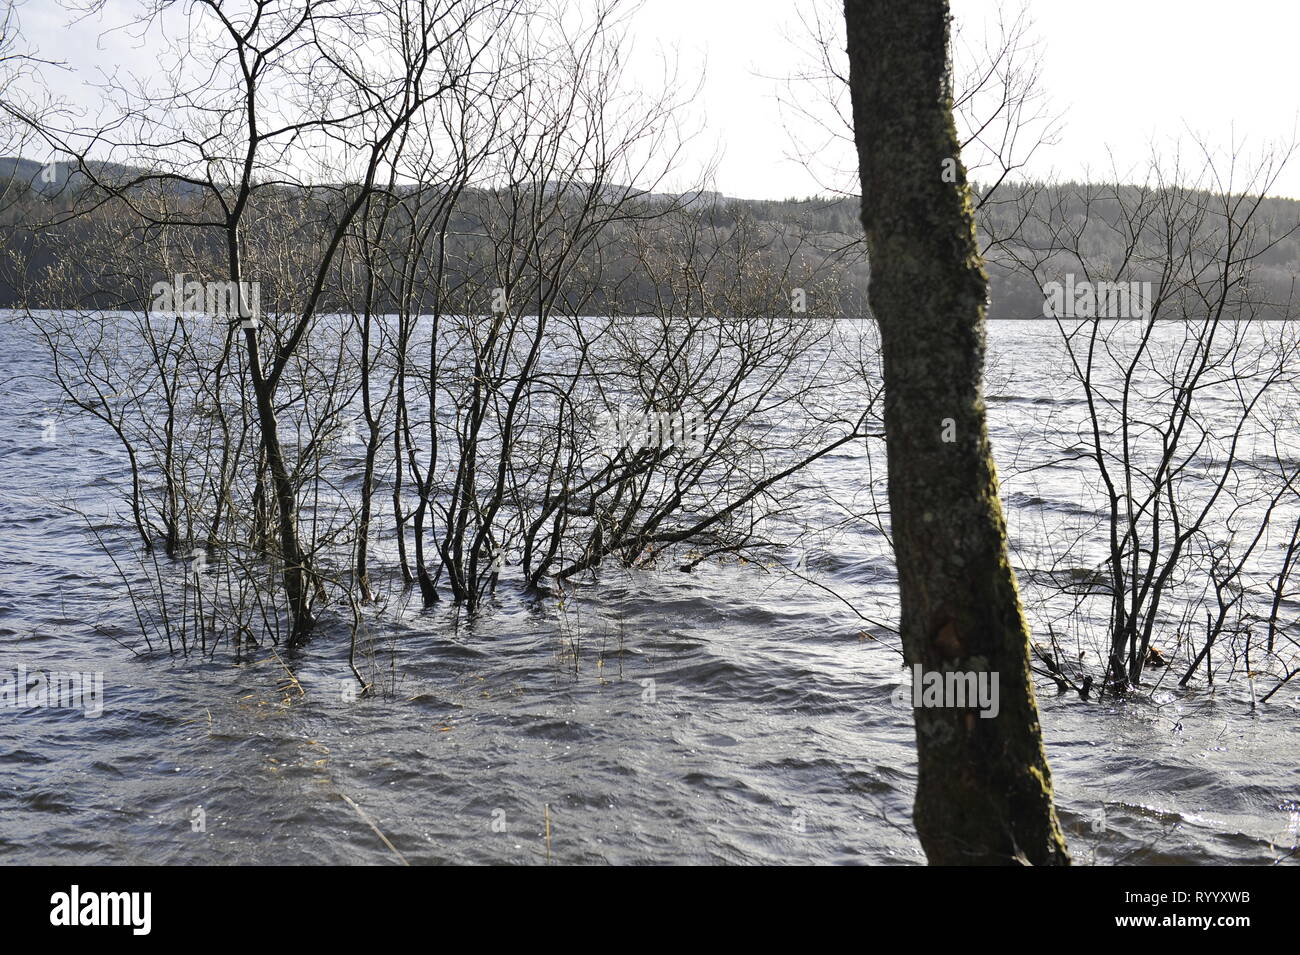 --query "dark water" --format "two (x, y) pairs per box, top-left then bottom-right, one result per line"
(1, 316), (1297, 865)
